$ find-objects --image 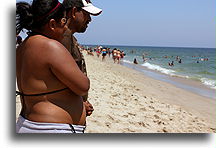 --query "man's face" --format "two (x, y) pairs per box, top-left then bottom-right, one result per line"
(72, 8), (92, 33)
